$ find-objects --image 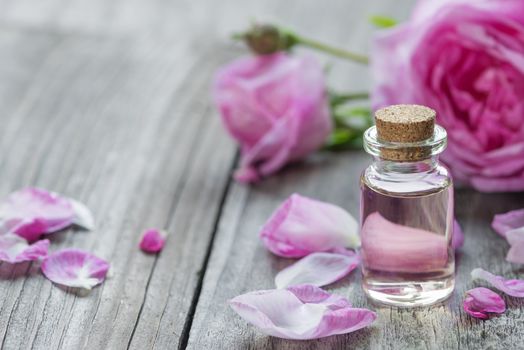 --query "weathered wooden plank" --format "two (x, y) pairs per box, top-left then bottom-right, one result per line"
(185, 0), (524, 349)
(0, 26), (236, 349)
(186, 153), (524, 350)
(4, 0), (523, 349)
